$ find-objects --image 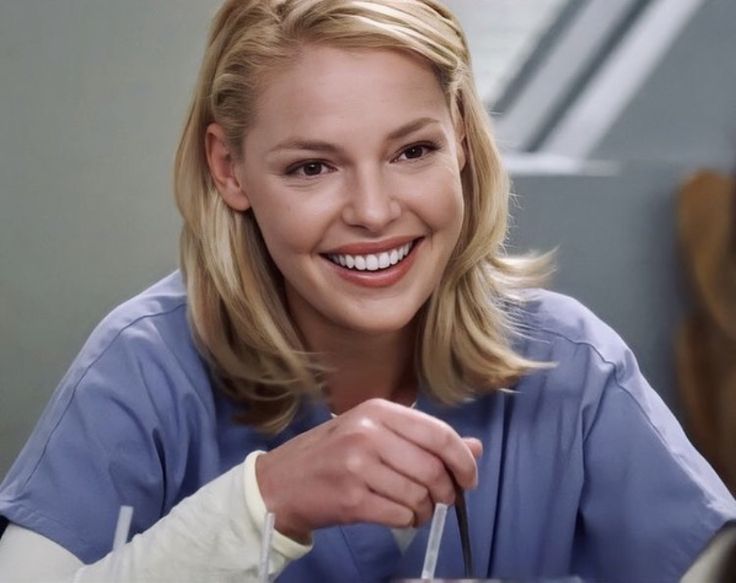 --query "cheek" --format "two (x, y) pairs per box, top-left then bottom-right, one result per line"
(255, 211), (309, 264)
(239, 166), (320, 260)
(417, 172), (465, 236)
(250, 193), (336, 264)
